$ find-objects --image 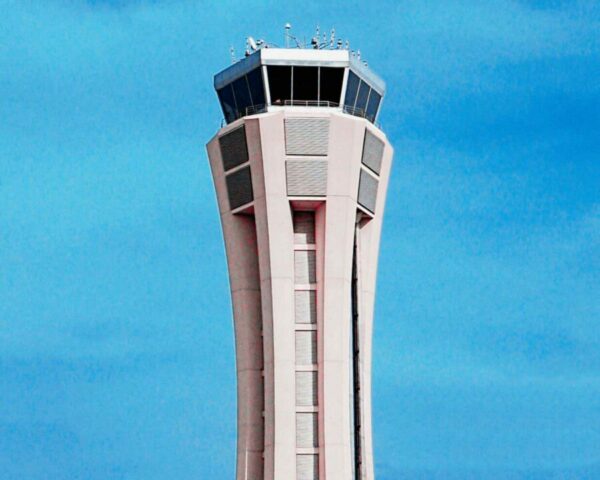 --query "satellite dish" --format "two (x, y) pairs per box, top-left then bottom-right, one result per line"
(247, 36), (258, 51)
